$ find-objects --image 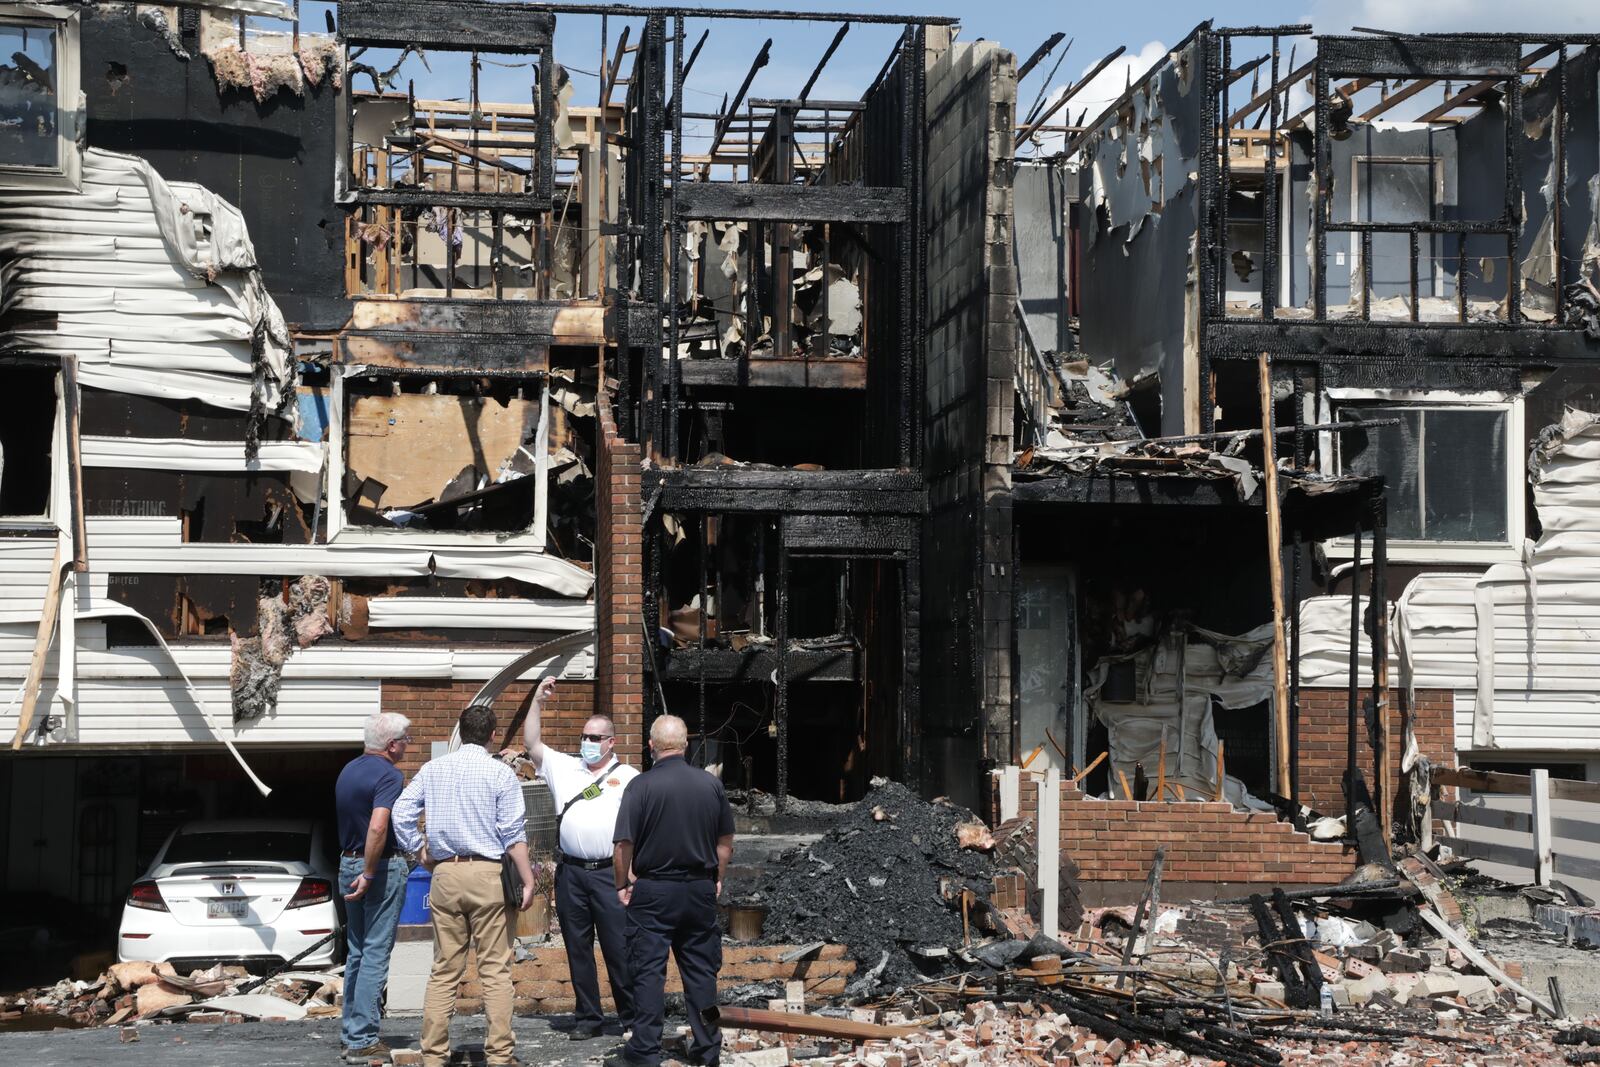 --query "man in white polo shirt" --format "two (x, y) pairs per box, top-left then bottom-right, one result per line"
(522, 677), (639, 1040)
